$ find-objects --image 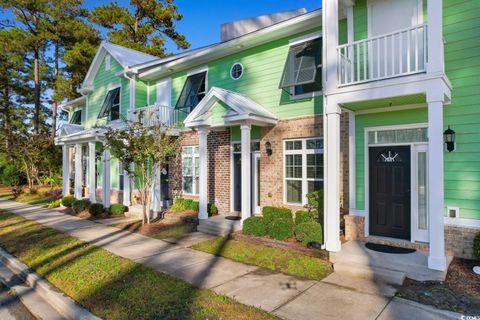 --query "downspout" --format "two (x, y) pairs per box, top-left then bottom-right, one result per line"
(122, 69), (137, 207)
